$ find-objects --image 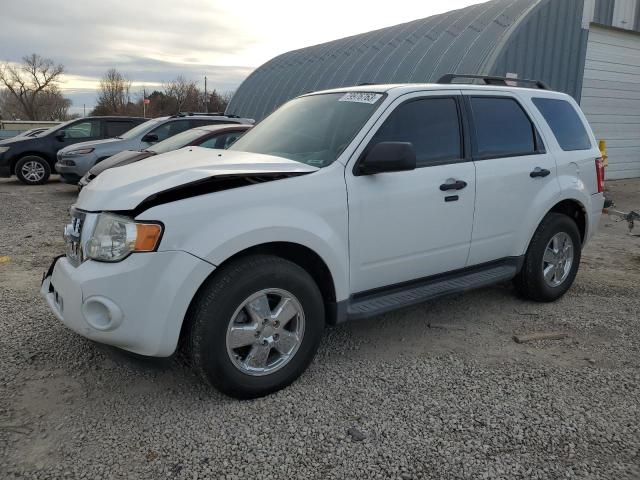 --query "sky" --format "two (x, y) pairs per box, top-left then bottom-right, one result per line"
(0, 0), (484, 115)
